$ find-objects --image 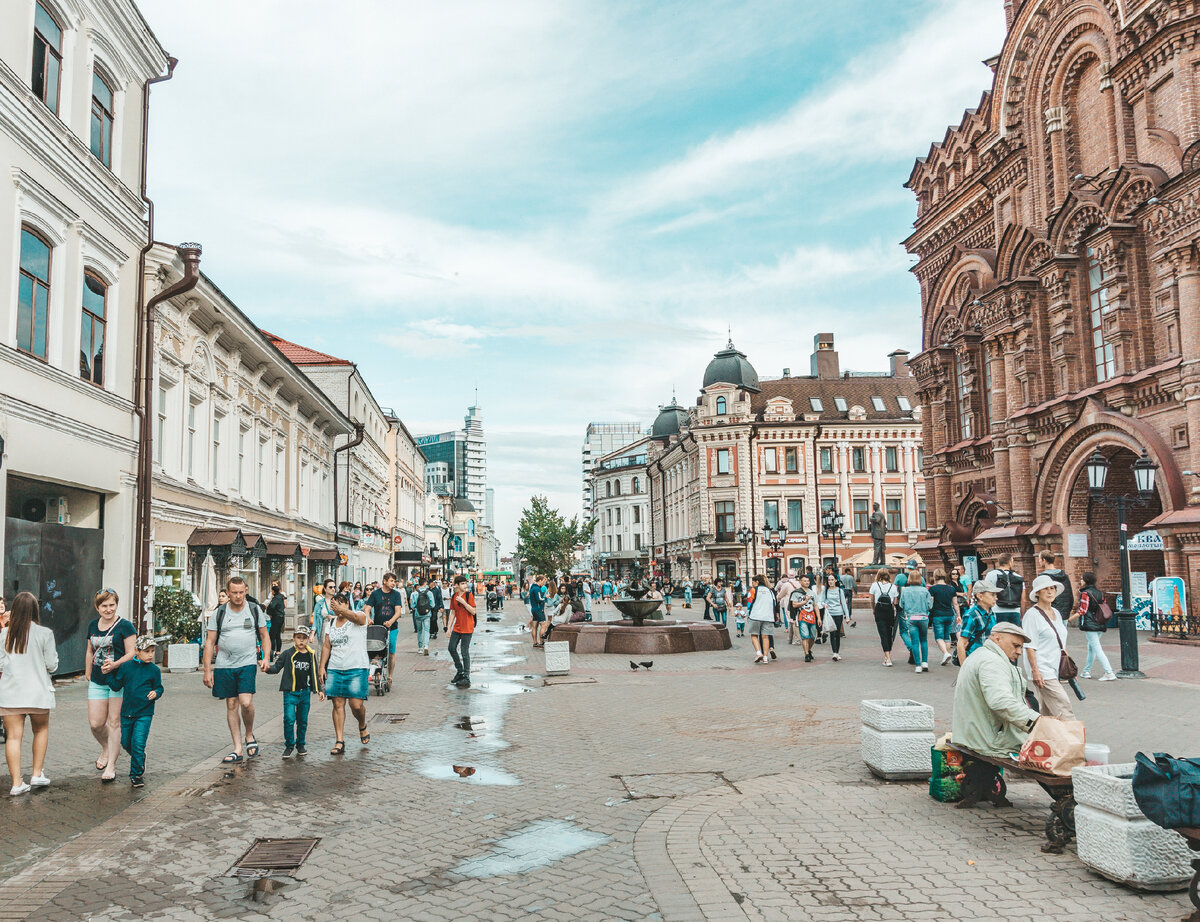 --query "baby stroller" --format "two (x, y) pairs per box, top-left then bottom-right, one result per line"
(366, 623), (391, 695)
(486, 590), (502, 621)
